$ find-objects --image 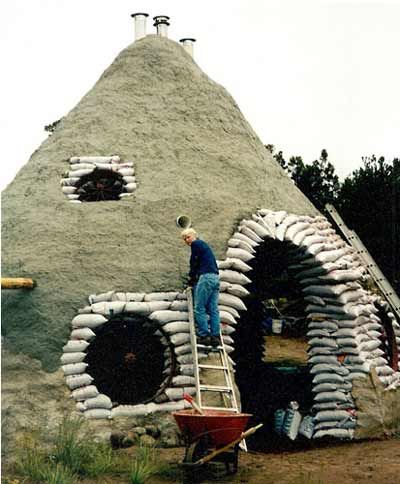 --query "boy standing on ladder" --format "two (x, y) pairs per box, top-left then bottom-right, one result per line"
(181, 228), (221, 347)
